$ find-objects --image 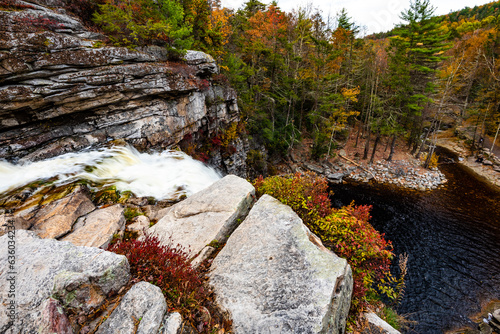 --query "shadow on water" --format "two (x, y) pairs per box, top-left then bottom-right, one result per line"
(330, 148), (500, 333)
